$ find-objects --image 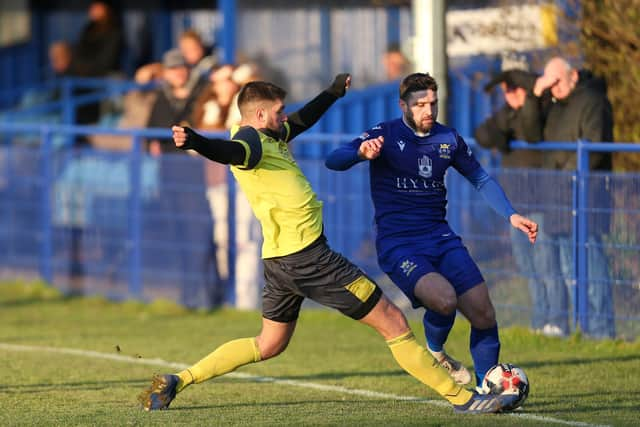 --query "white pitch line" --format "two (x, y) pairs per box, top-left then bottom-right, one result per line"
(0, 342), (609, 427)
